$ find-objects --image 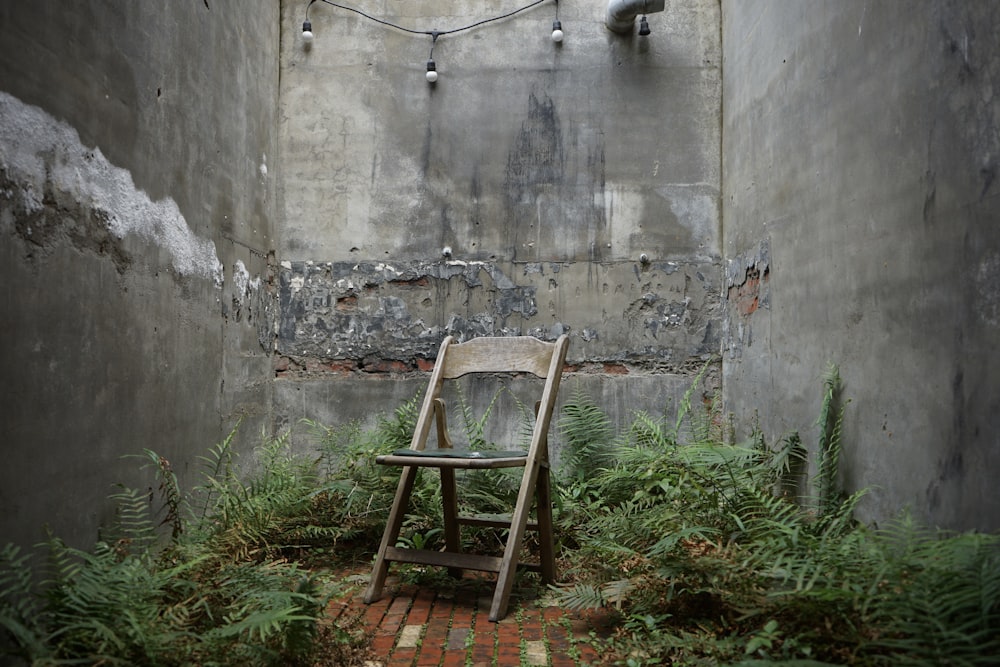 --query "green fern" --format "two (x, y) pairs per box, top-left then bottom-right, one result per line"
(673, 360), (718, 445)
(0, 424), (355, 666)
(555, 580), (634, 611)
(558, 386), (615, 483)
(192, 424), (241, 524)
(866, 519), (1000, 665)
(815, 364), (847, 518)
(0, 544), (48, 662)
(106, 484), (159, 555)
